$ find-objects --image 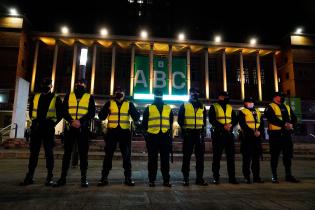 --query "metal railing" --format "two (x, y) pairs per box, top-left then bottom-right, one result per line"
(0, 123), (17, 143)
